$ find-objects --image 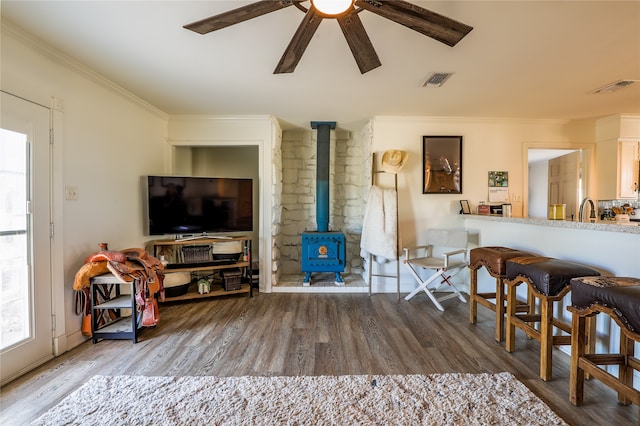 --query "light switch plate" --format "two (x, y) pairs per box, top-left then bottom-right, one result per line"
(64, 185), (78, 200)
